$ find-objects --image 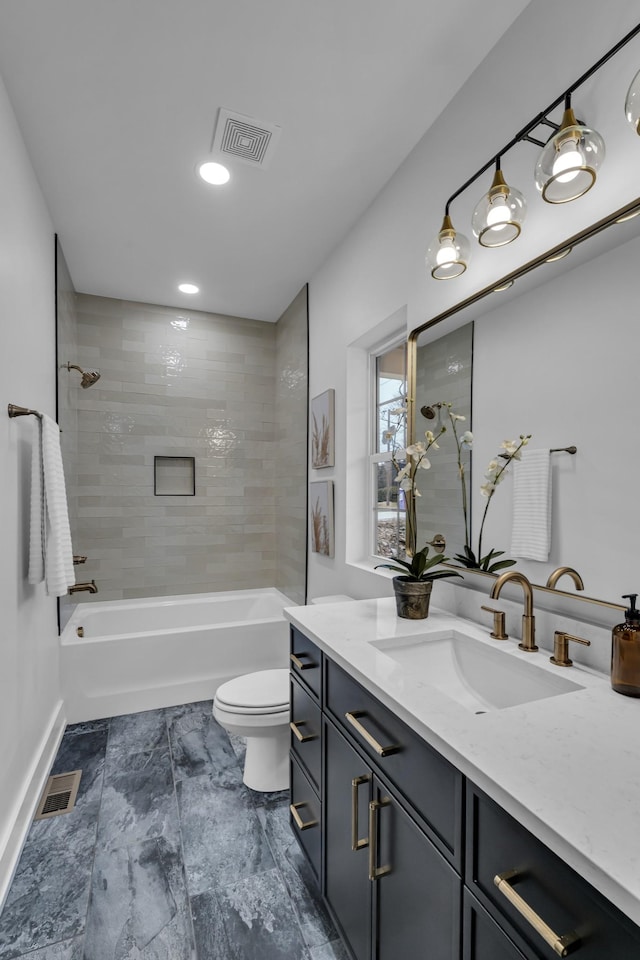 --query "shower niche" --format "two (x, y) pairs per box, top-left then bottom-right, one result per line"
(154, 456), (195, 496)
